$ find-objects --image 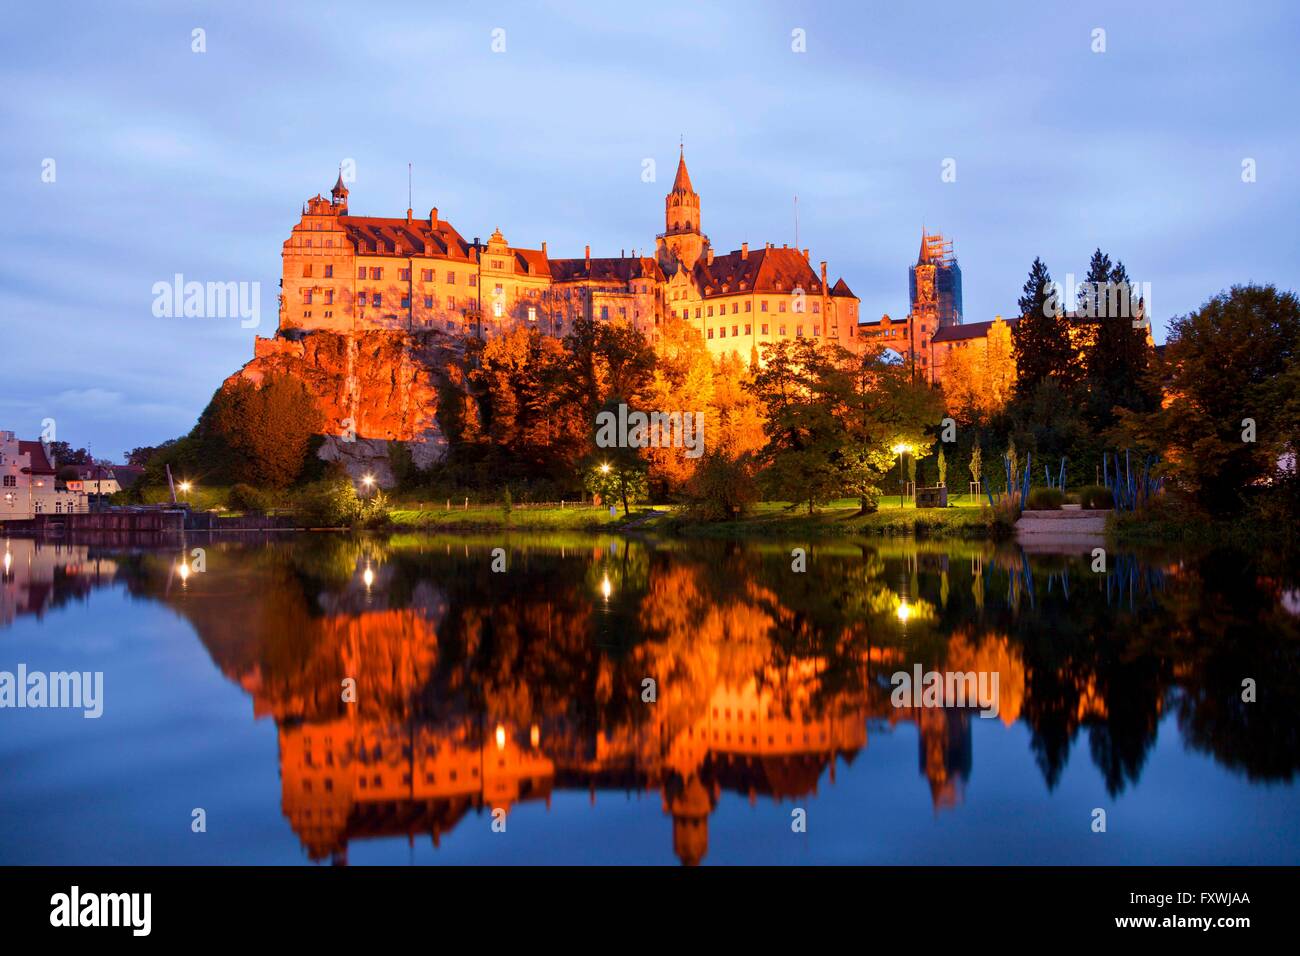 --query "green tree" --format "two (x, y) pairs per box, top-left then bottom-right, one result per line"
(1115, 284), (1300, 513)
(1013, 257), (1077, 395)
(1082, 253), (1159, 430)
(747, 339), (843, 513)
